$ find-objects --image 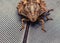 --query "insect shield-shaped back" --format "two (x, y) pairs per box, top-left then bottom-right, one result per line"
(17, 0), (42, 22)
(17, 0), (53, 32)
(26, 2), (41, 22)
